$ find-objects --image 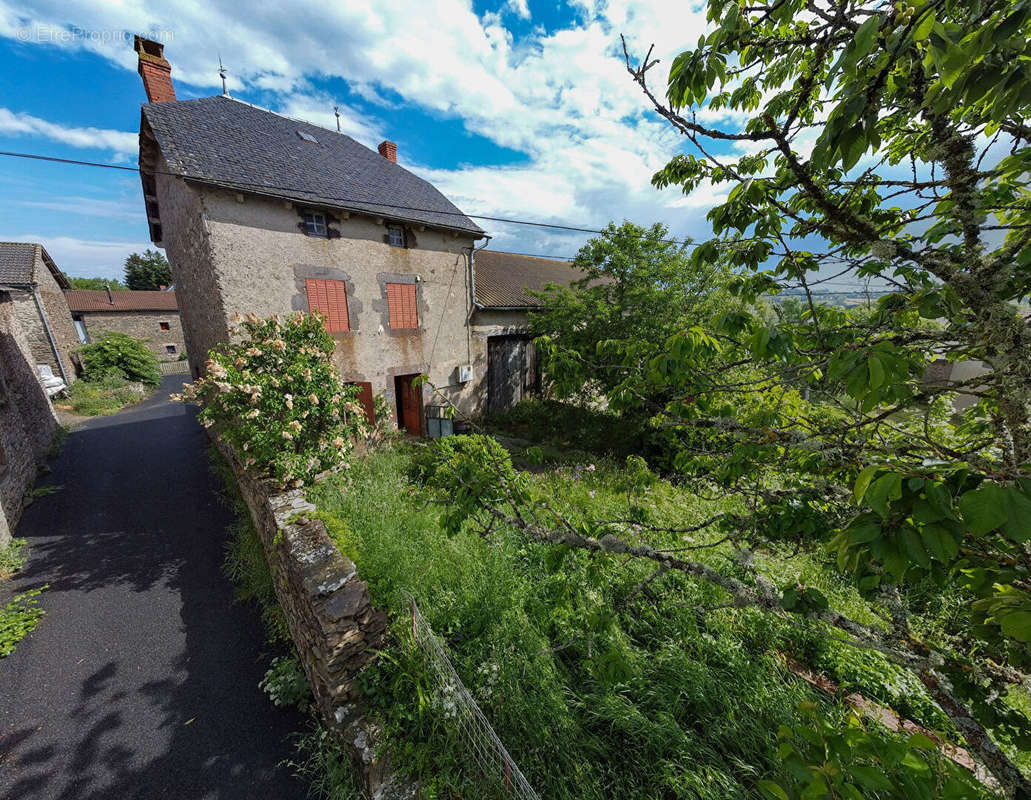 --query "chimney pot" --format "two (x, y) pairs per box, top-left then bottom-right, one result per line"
(134, 35), (176, 103)
(377, 140), (398, 163)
